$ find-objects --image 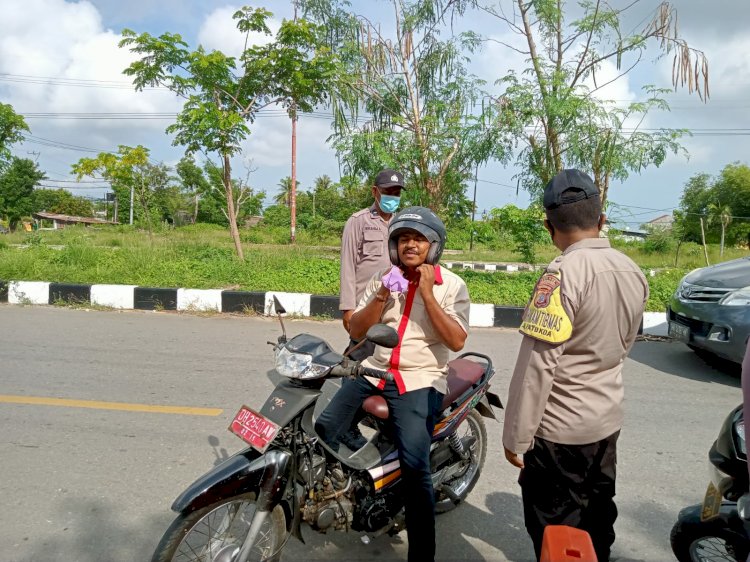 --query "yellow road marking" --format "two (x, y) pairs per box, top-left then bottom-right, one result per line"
(0, 394), (223, 416)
